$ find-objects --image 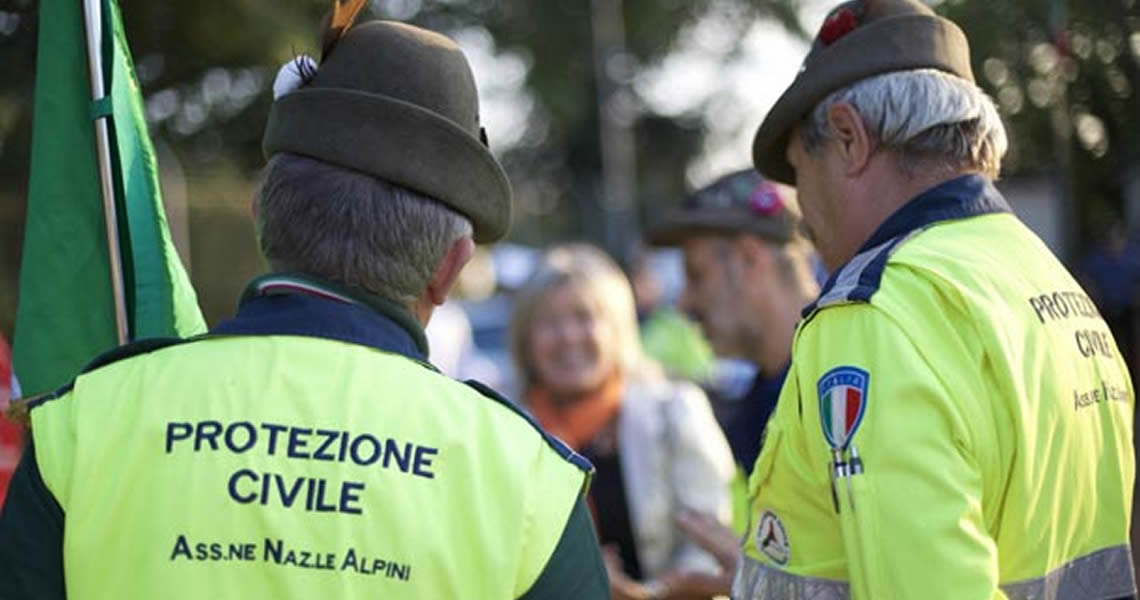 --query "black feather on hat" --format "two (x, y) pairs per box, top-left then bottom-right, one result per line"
(263, 3), (512, 243)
